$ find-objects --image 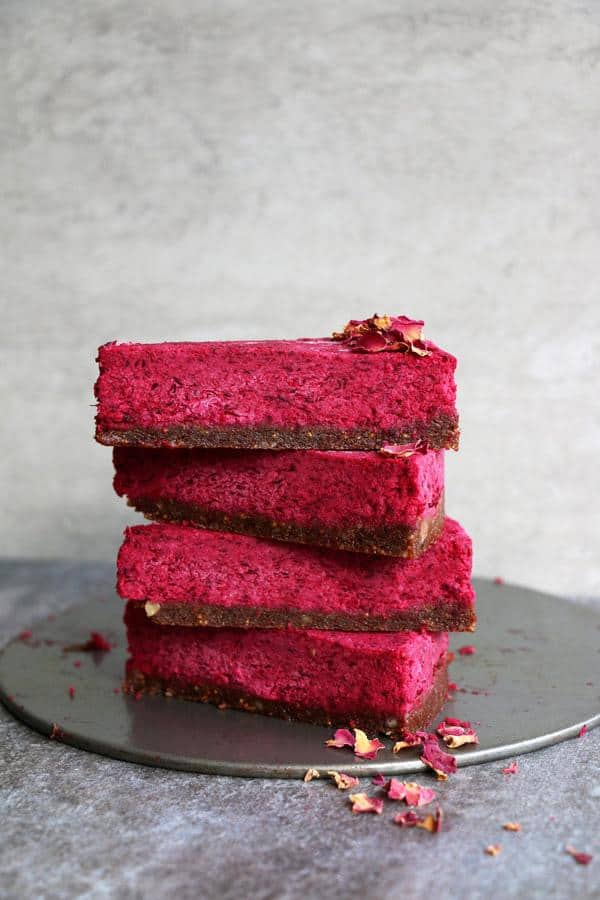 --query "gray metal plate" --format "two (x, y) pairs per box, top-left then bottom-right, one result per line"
(0, 578), (598, 778)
